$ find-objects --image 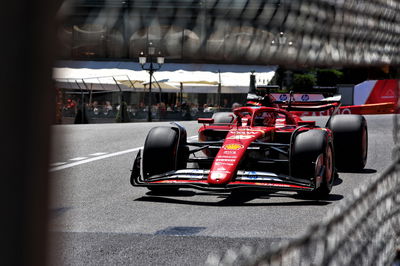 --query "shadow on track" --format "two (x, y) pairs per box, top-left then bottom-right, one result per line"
(134, 190), (343, 207)
(333, 176), (343, 186)
(338, 168), (377, 174)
